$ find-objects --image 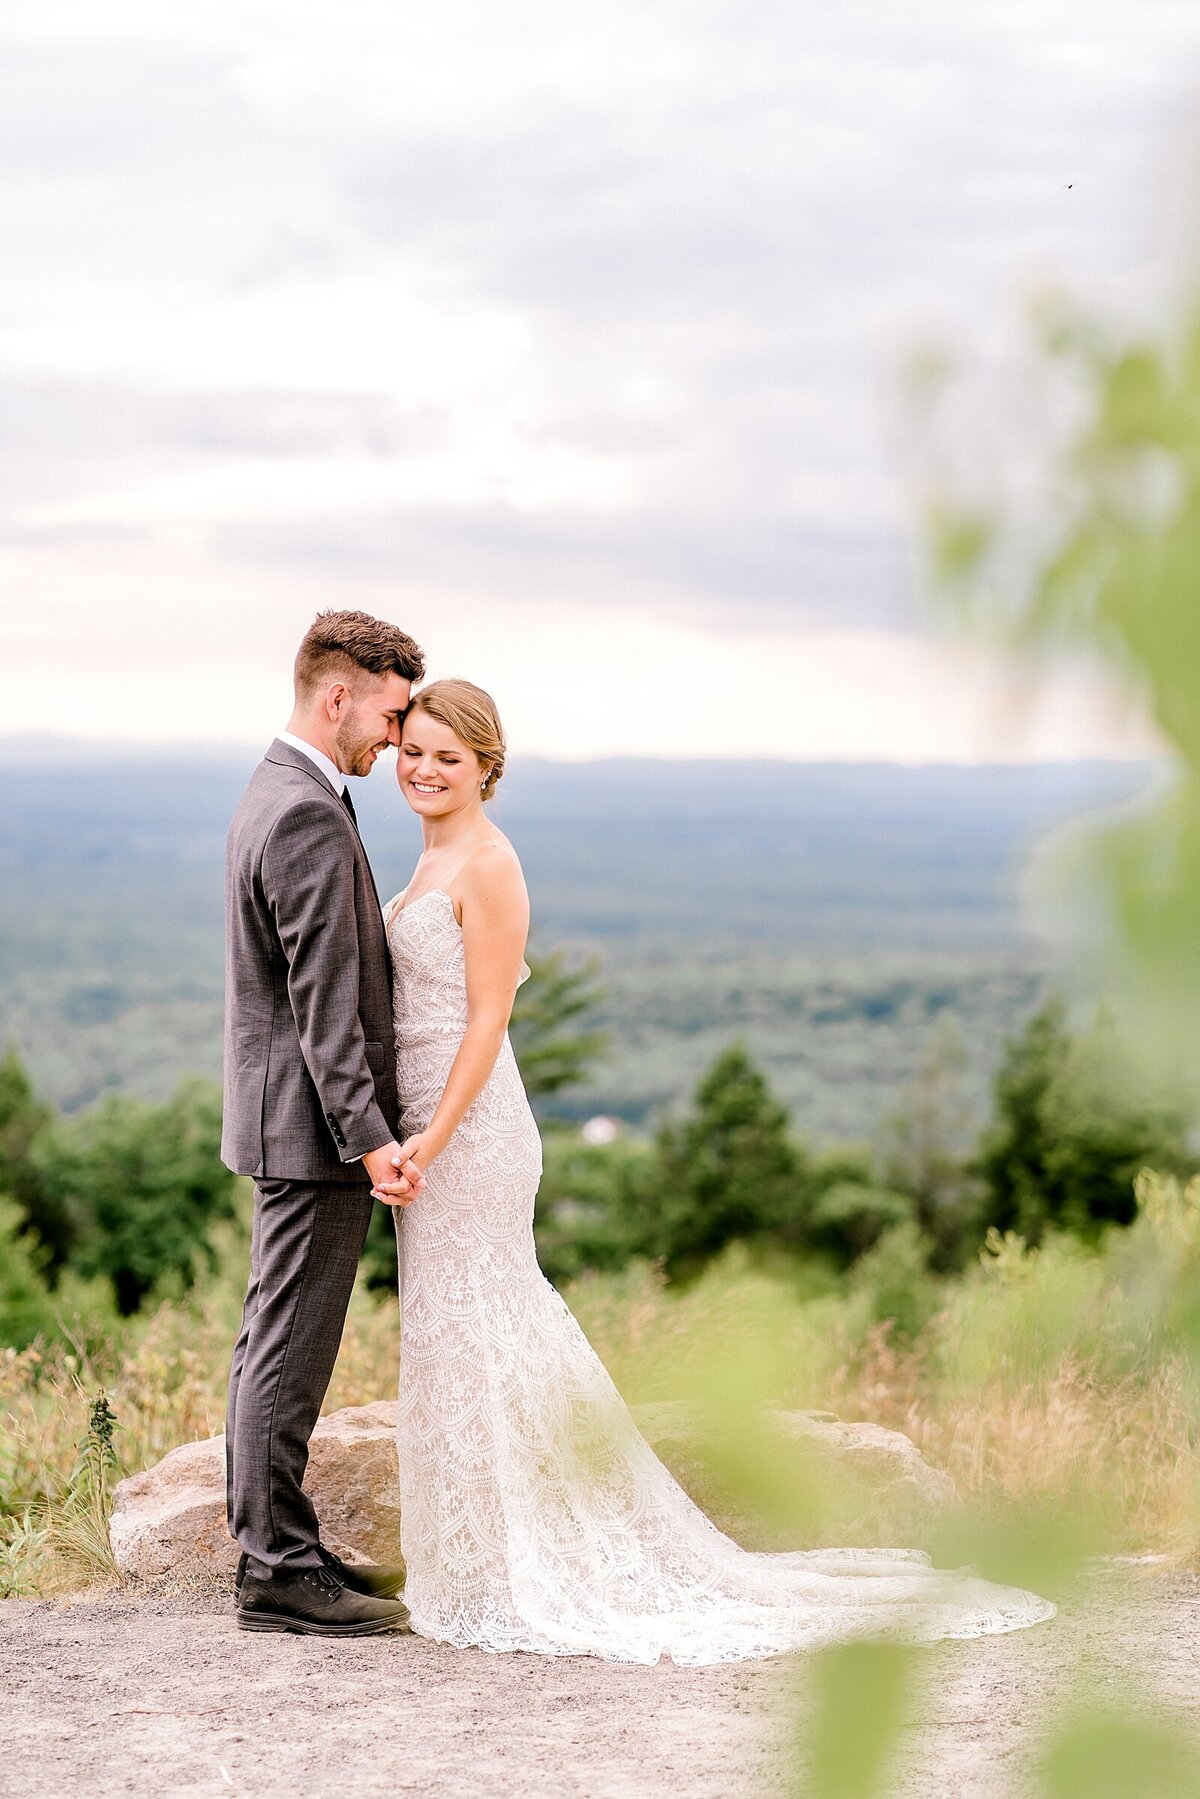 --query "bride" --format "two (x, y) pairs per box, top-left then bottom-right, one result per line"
(379, 679), (1054, 1664)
